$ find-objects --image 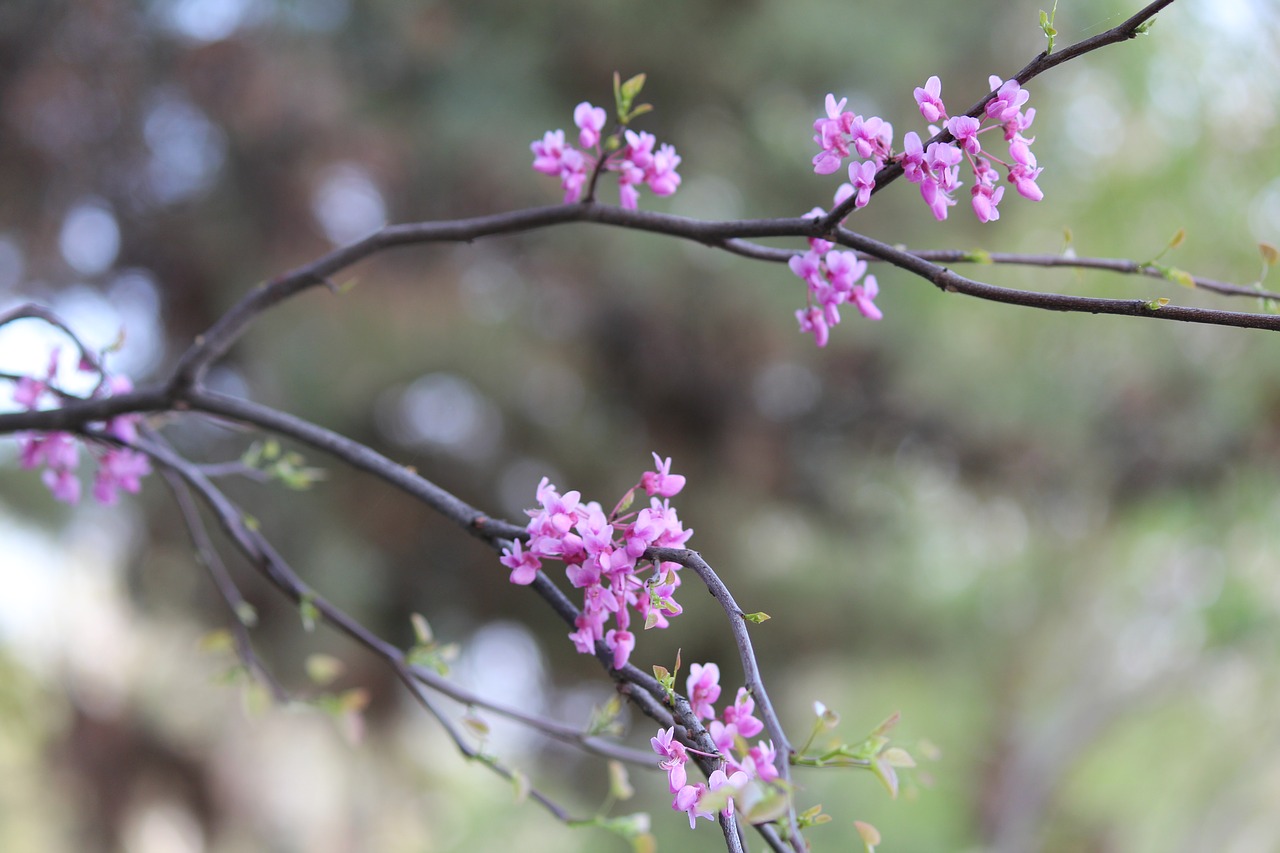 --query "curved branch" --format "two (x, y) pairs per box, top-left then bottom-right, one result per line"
(838, 228), (1280, 332)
